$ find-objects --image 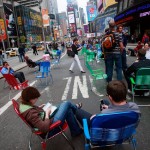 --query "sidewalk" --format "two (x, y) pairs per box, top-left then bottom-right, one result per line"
(0, 50), (44, 79)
